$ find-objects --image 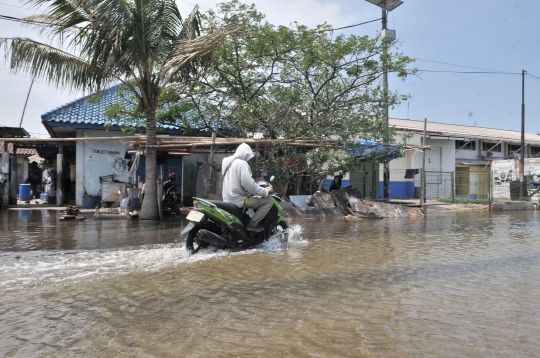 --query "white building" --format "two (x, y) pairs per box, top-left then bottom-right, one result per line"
(391, 118), (540, 171)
